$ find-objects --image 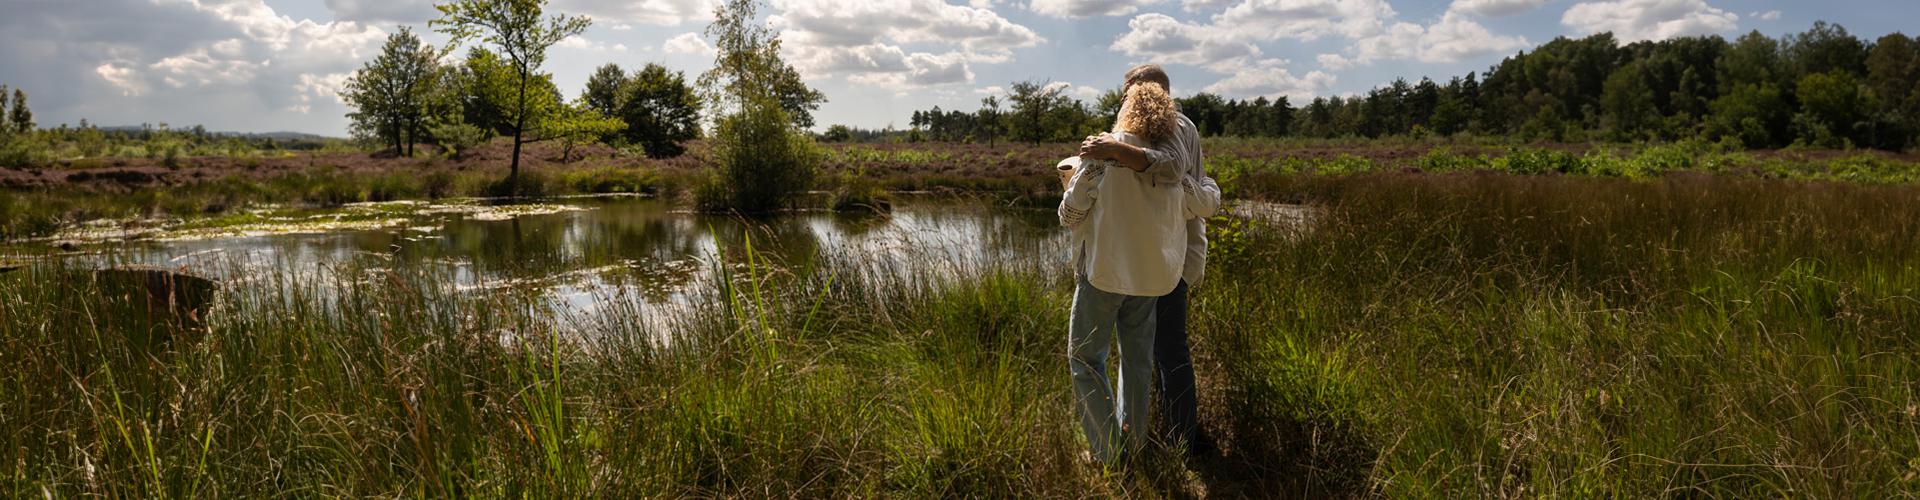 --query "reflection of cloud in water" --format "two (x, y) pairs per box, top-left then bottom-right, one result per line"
(16, 198), (1076, 338)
